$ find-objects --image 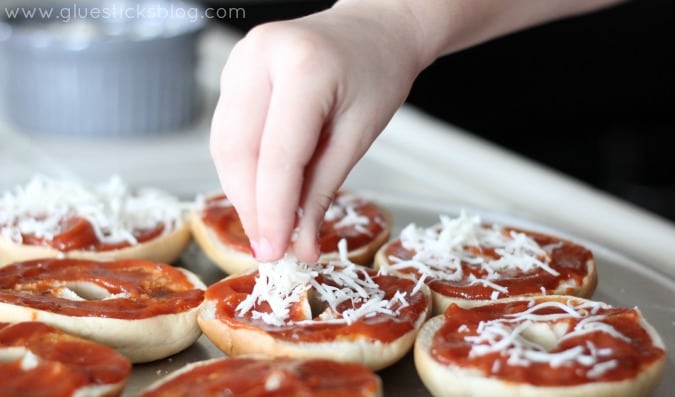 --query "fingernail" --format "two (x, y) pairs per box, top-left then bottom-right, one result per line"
(254, 238), (274, 262)
(249, 240), (258, 258)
